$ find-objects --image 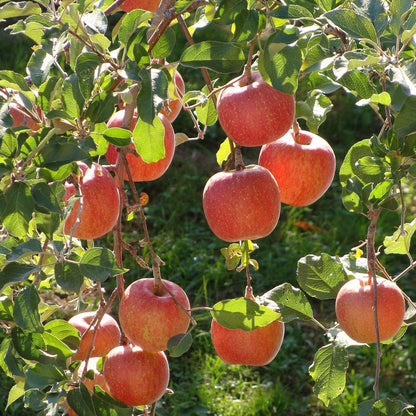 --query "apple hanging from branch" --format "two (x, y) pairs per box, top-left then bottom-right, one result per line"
(258, 129), (336, 207)
(216, 70), (295, 147)
(335, 277), (405, 344)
